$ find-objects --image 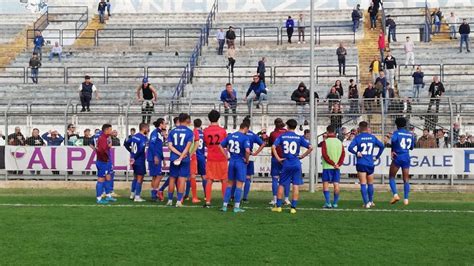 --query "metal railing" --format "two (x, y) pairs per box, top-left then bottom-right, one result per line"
(317, 25), (356, 44)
